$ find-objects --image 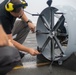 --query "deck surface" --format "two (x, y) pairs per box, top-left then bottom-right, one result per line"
(7, 32), (76, 75)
